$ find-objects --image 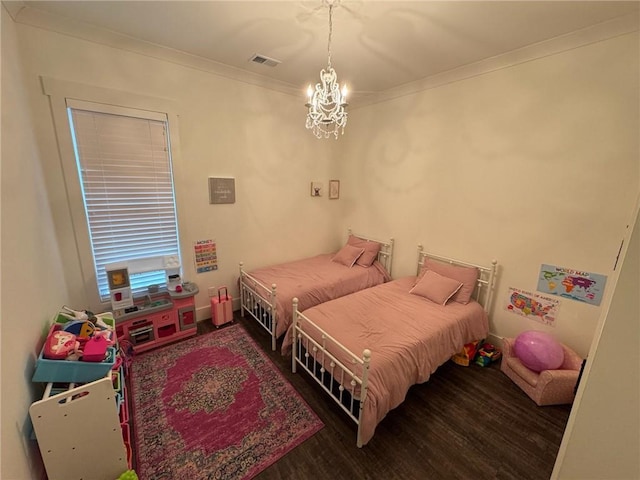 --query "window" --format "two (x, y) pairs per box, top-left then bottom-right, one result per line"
(67, 100), (181, 302)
